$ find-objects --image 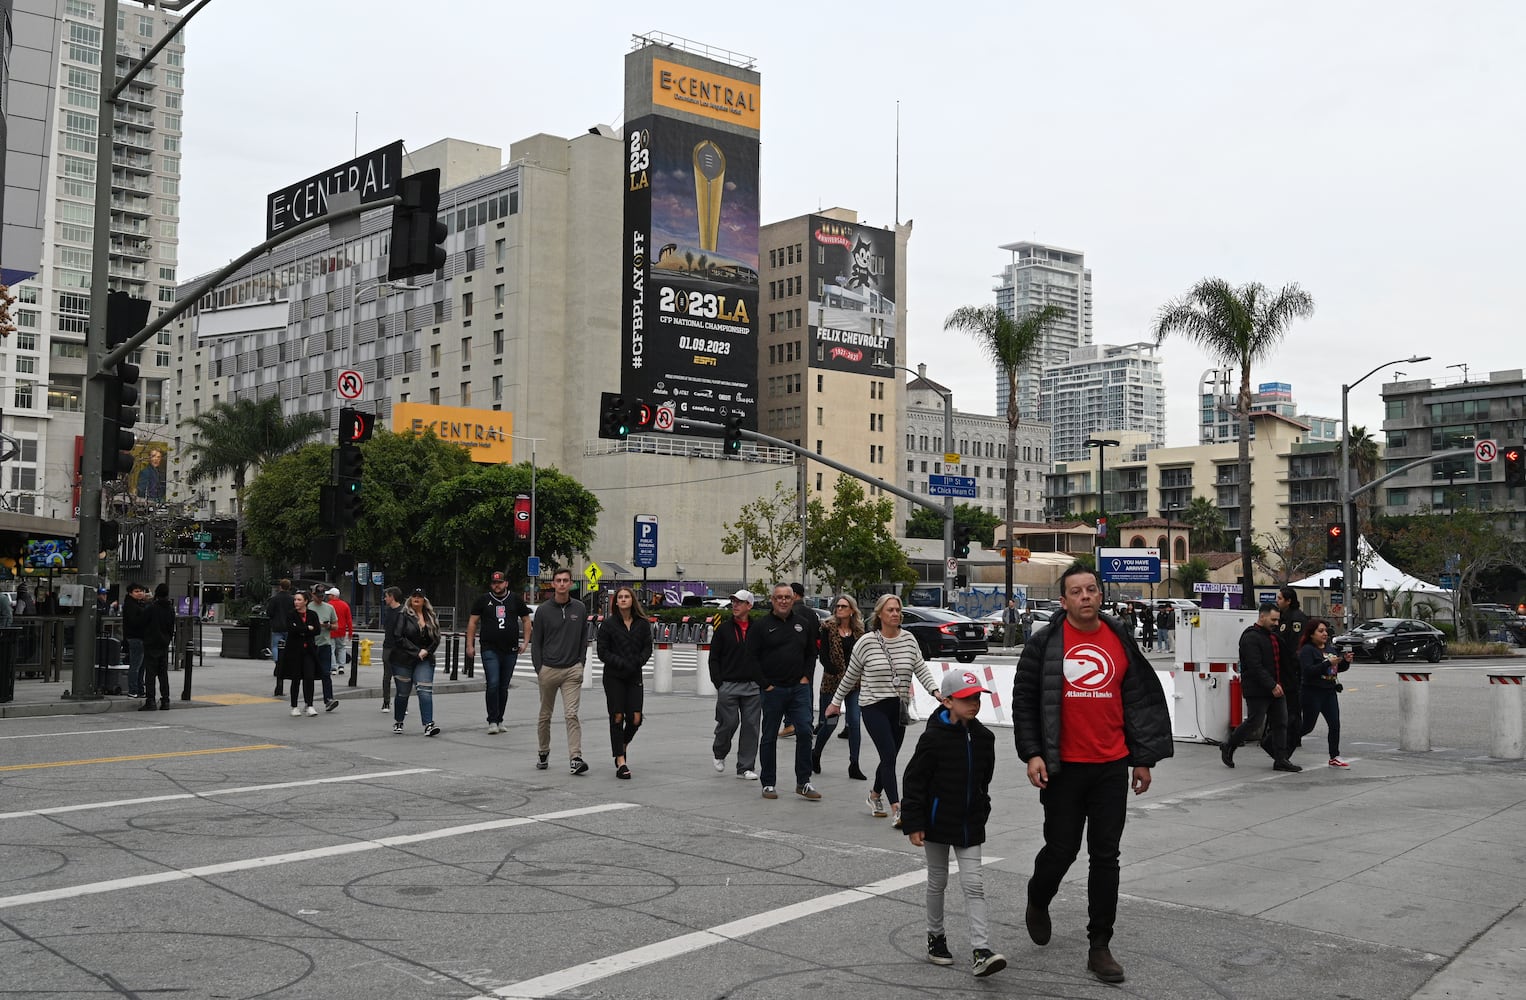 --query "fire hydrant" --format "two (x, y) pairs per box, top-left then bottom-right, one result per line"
(359, 638), (373, 666)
